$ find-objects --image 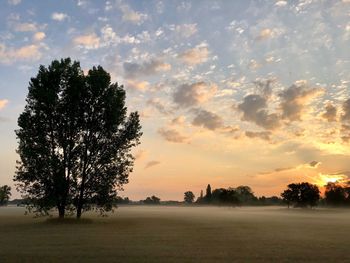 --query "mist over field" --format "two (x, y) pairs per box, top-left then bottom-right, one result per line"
(1, 206), (350, 262)
(1, 0), (350, 262)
